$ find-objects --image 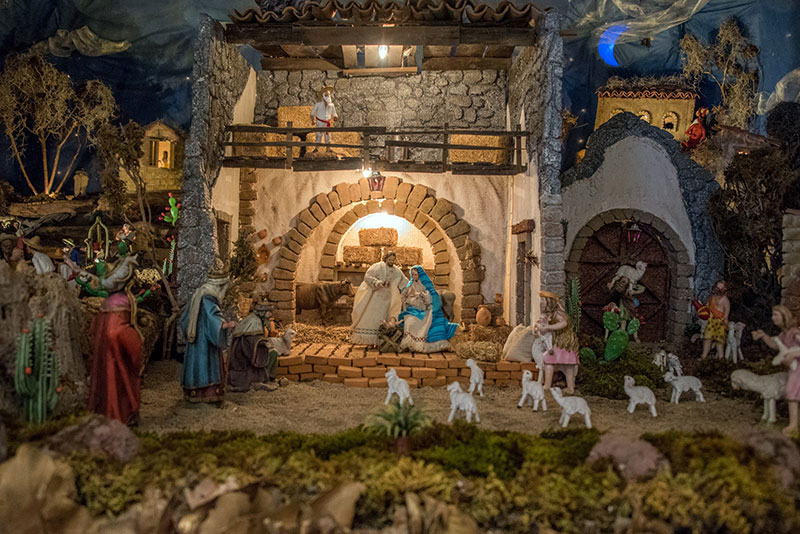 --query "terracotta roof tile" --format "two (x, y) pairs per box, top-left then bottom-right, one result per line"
(231, 0), (540, 25)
